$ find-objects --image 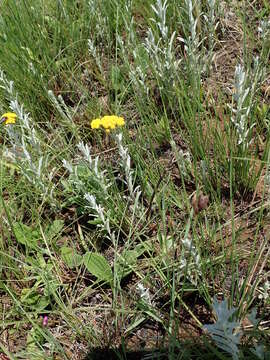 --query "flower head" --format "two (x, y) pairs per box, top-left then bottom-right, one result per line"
(0, 112), (17, 125)
(42, 315), (48, 327)
(91, 118), (102, 129)
(90, 115), (125, 133)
